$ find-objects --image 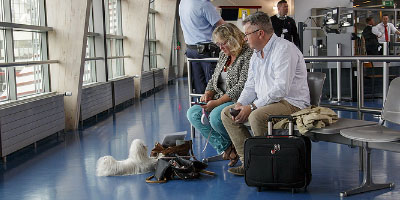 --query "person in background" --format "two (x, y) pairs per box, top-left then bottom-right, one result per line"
(179, 0), (225, 94)
(187, 23), (253, 167)
(375, 14), (400, 54)
(270, 0), (300, 48)
(362, 17), (381, 55)
(221, 12), (310, 176)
